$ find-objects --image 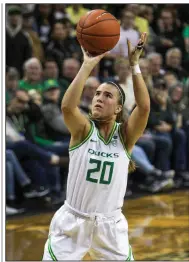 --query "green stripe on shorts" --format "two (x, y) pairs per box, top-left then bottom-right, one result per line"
(48, 236), (57, 261)
(126, 245), (134, 261)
